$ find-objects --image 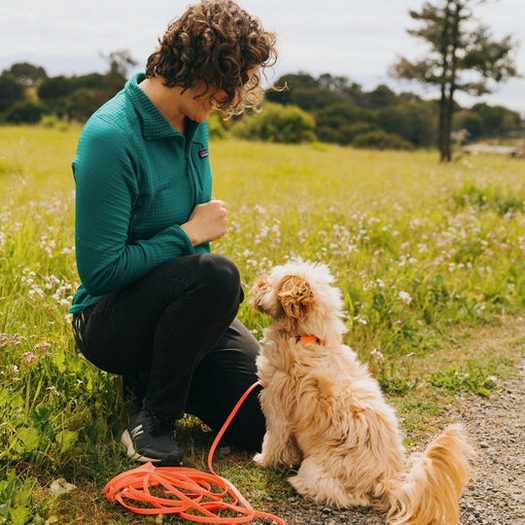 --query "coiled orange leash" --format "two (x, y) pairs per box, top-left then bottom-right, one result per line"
(104, 381), (286, 524)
